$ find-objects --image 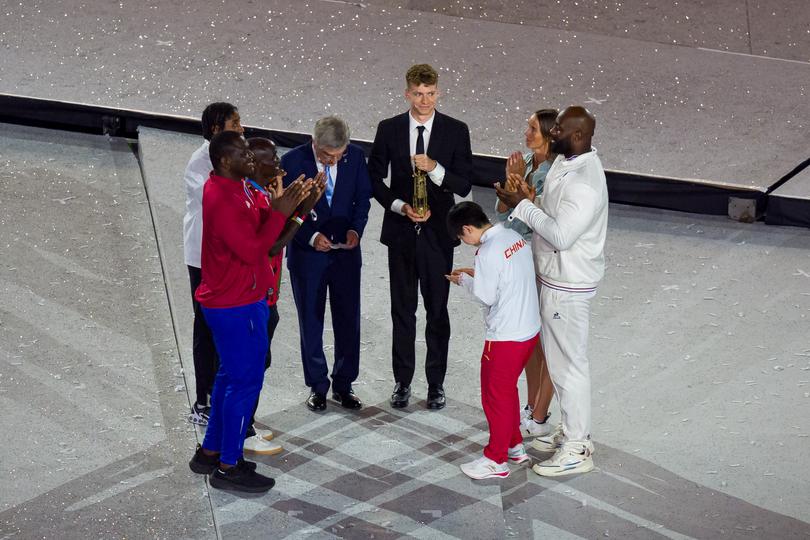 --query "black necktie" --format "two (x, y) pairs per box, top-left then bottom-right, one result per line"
(415, 125), (425, 156)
